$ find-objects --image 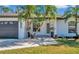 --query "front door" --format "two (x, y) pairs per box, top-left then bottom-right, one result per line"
(47, 23), (54, 37)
